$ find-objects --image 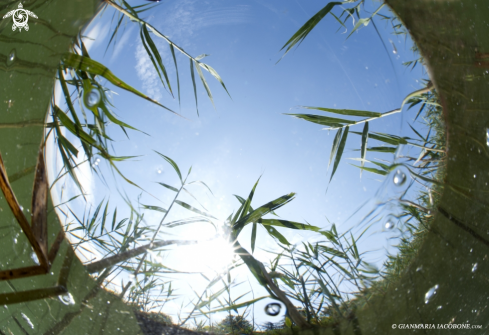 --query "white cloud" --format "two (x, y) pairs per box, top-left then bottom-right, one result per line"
(135, 41), (164, 102)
